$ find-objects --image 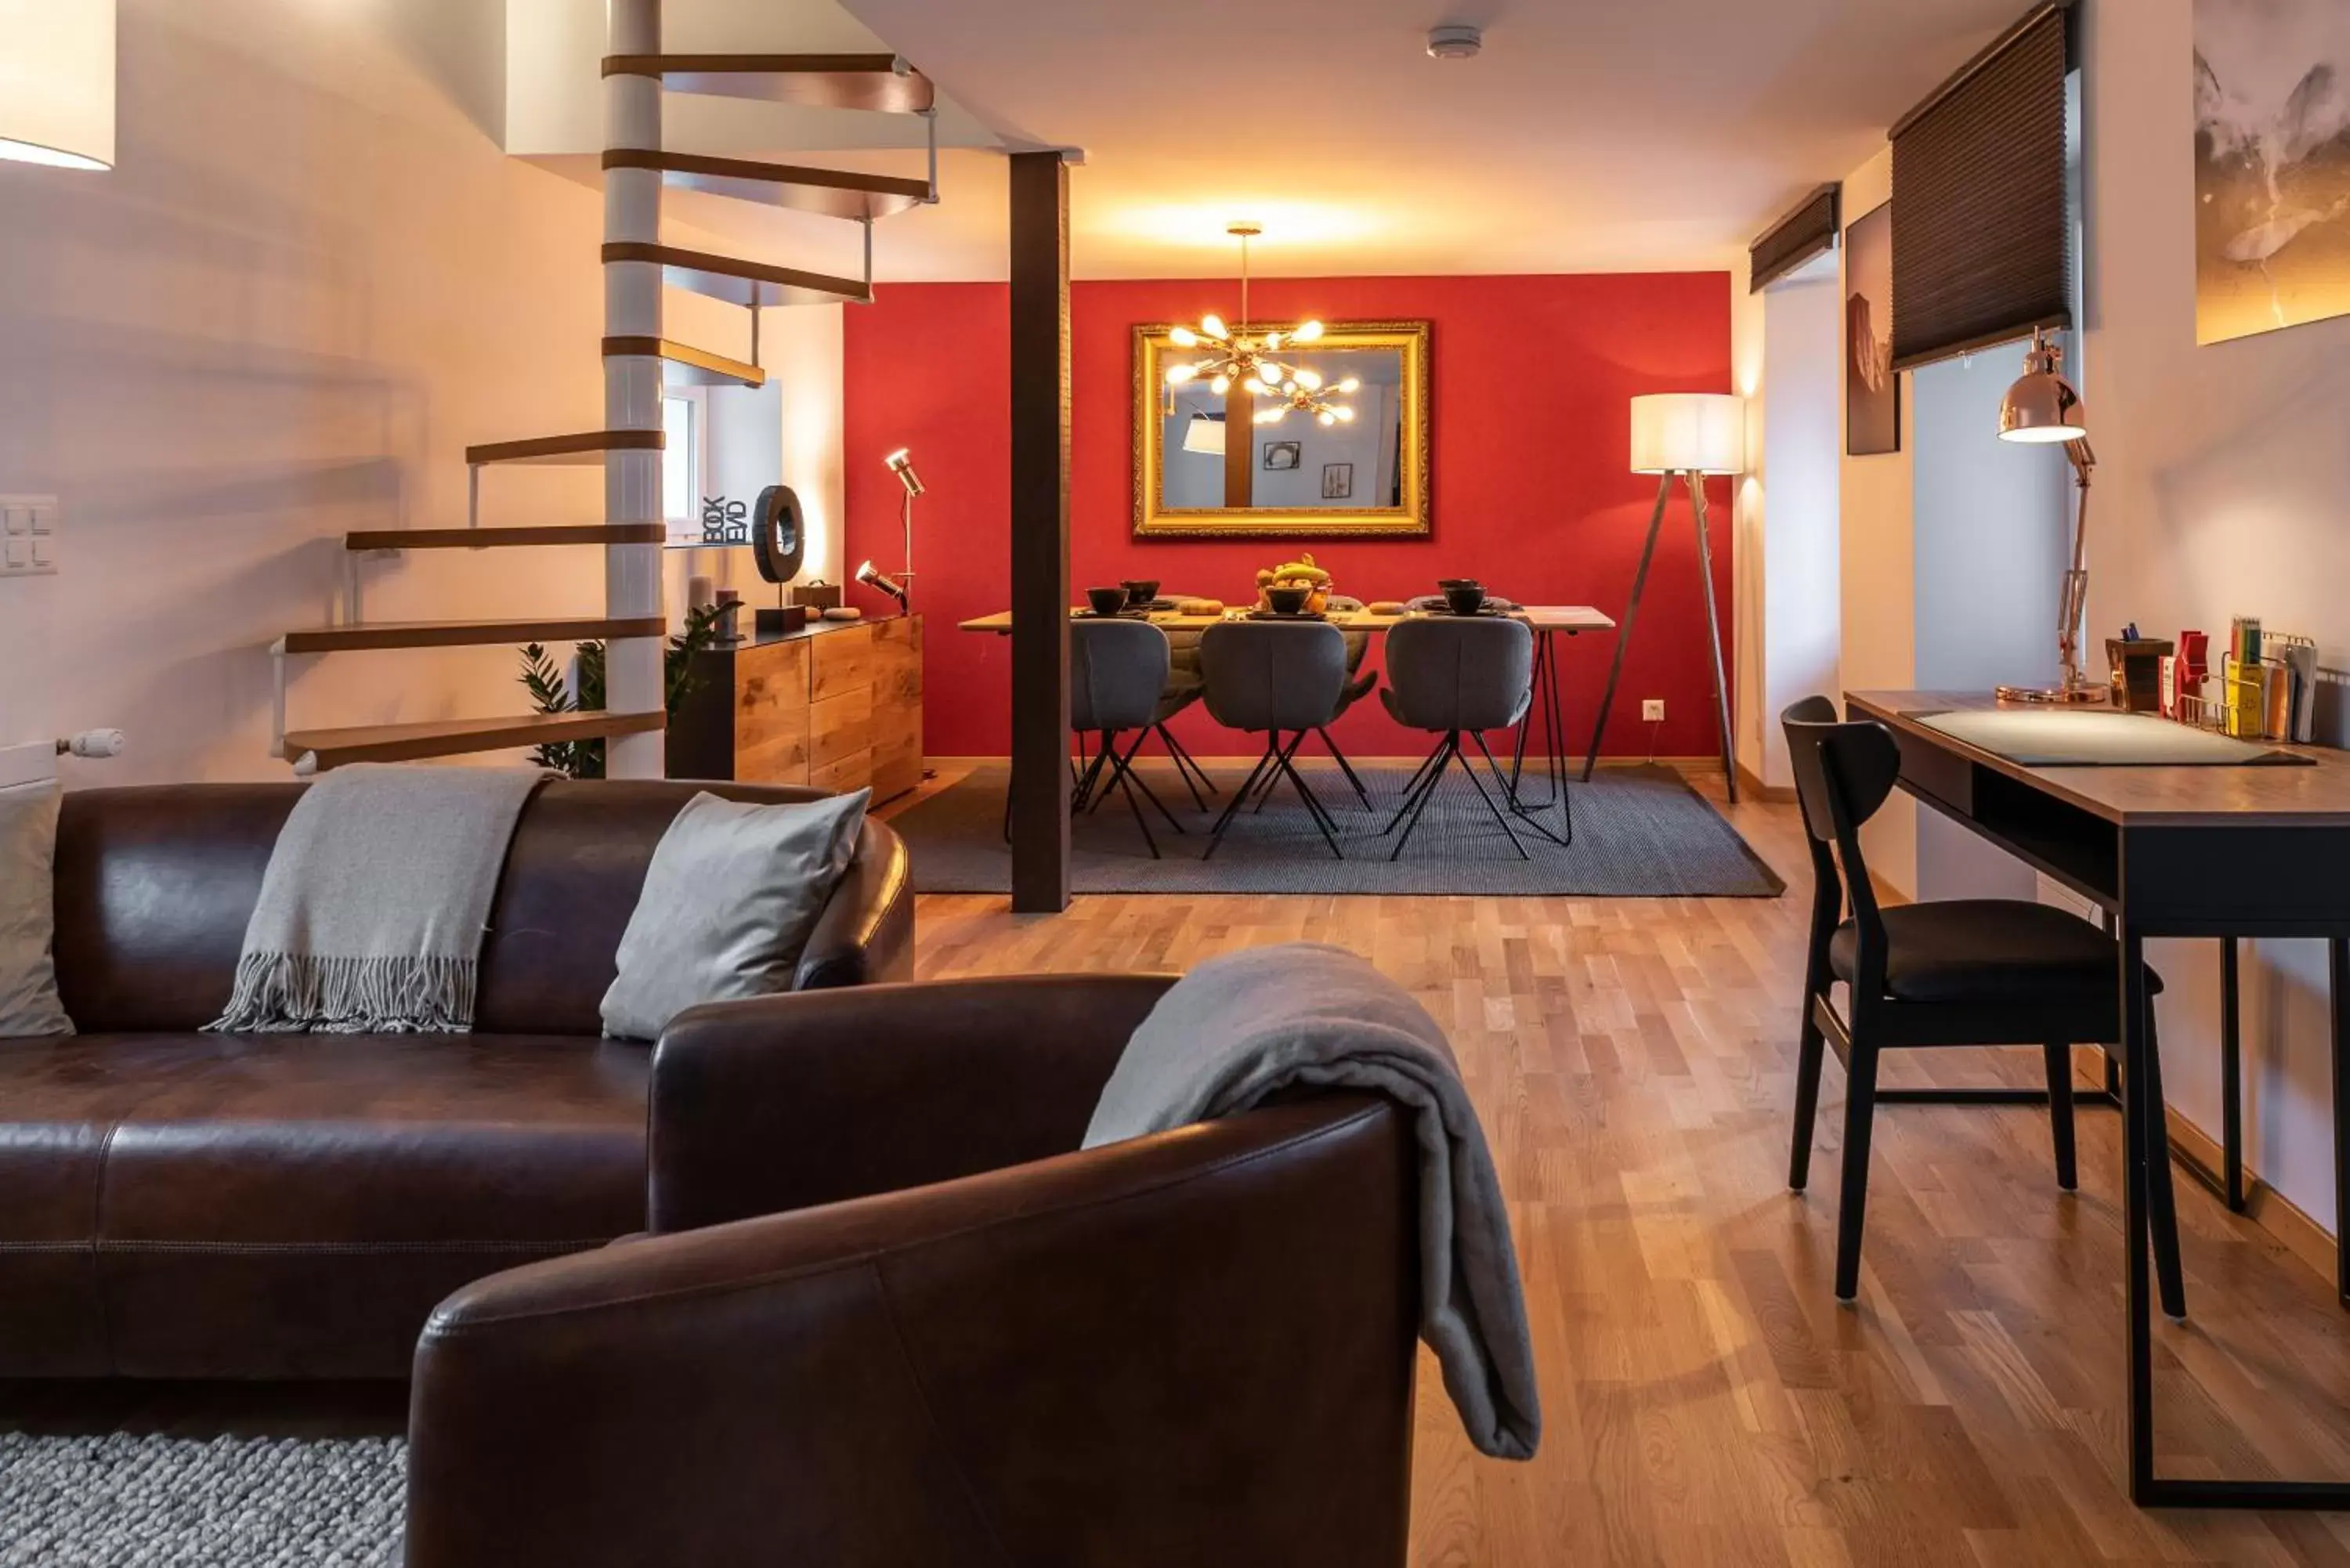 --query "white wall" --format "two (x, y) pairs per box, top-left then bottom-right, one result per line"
(0, 0), (617, 782)
(1834, 146), (1921, 891)
(2083, 0), (2350, 1228)
(1756, 251), (1843, 788)
(1910, 346), (2070, 900)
